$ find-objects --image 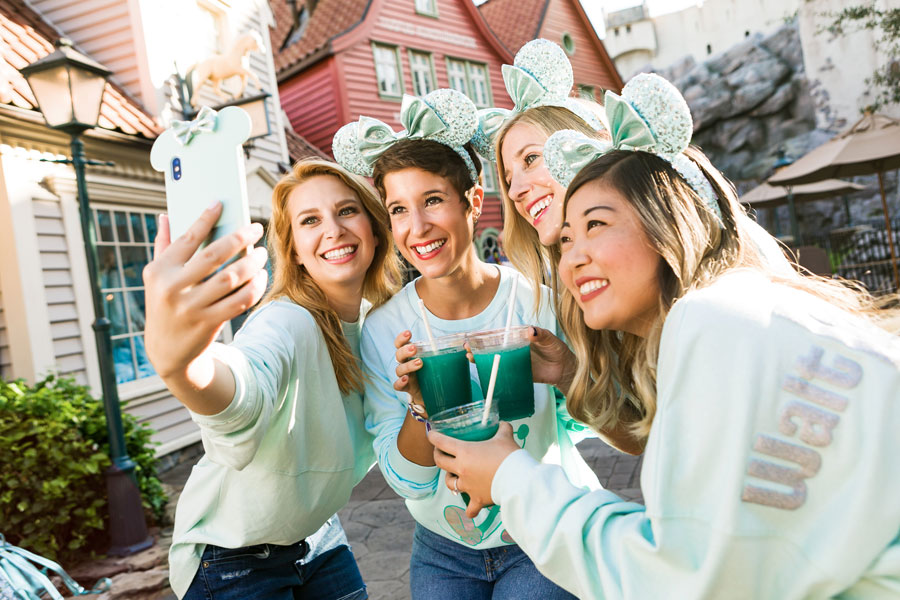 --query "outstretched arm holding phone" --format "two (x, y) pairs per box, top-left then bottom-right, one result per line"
(143, 201), (268, 416)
